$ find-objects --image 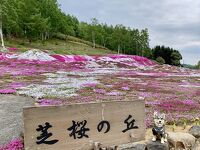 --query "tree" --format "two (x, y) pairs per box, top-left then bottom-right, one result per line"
(1, 0), (151, 55)
(0, 0), (6, 51)
(0, 8), (5, 50)
(143, 48), (152, 58)
(152, 45), (182, 66)
(110, 24), (125, 53)
(18, 0), (51, 41)
(2, 0), (21, 37)
(197, 61), (200, 69)
(131, 29), (141, 55)
(140, 28), (149, 56)
(170, 51), (182, 66)
(90, 18), (99, 48)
